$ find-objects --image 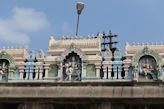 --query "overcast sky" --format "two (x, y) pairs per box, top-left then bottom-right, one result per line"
(0, 0), (163, 55)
